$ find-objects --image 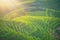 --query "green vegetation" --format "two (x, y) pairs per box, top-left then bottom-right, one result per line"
(0, 0), (60, 40)
(0, 16), (60, 40)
